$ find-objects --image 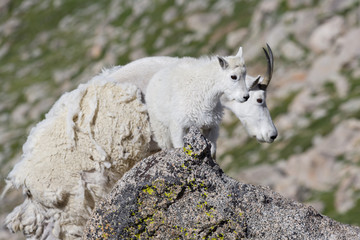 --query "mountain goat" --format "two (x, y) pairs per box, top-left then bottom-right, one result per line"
(222, 45), (277, 143)
(3, 77), (152, 240)
(107, 44), (277, 146)
(145, 47), (249, 156)
(3, 45), (276, 240)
